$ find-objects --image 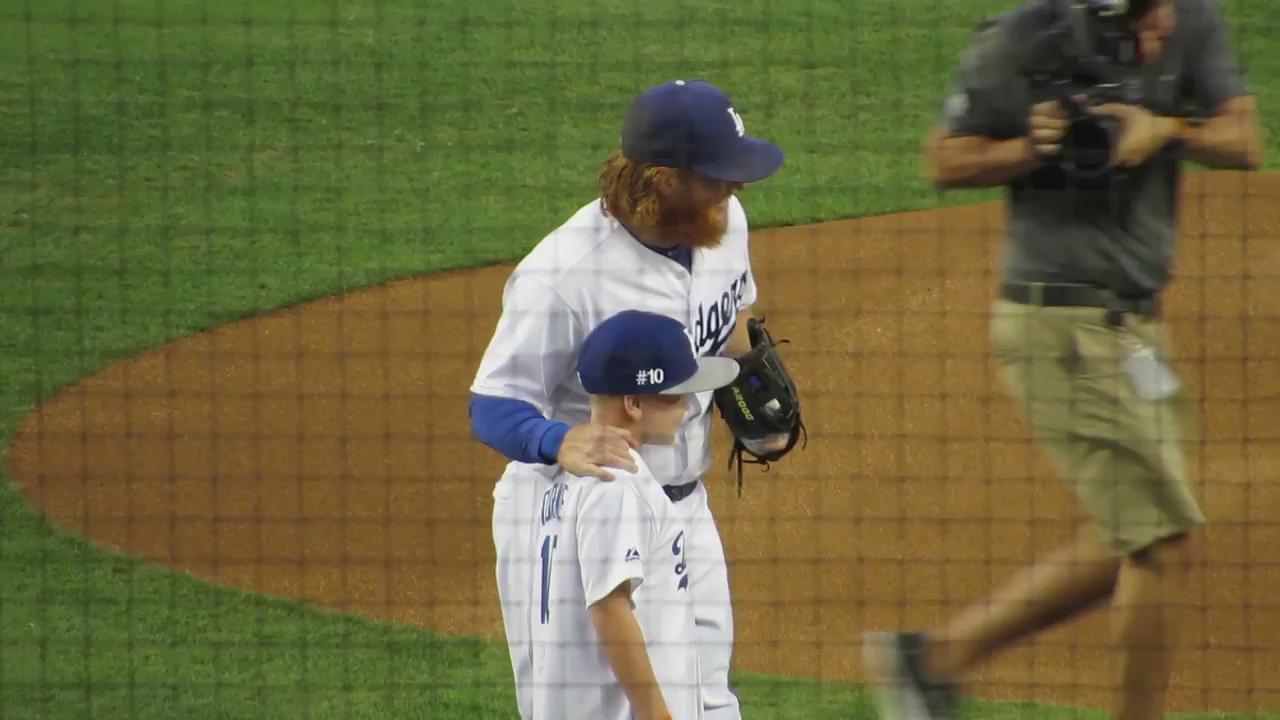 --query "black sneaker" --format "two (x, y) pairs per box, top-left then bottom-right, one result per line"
(862, 631), (961, 720)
